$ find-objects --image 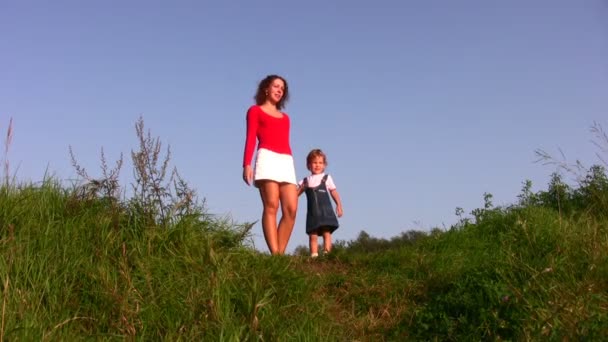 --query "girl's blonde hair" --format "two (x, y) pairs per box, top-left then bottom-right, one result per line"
(306, 149), (327, 171)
